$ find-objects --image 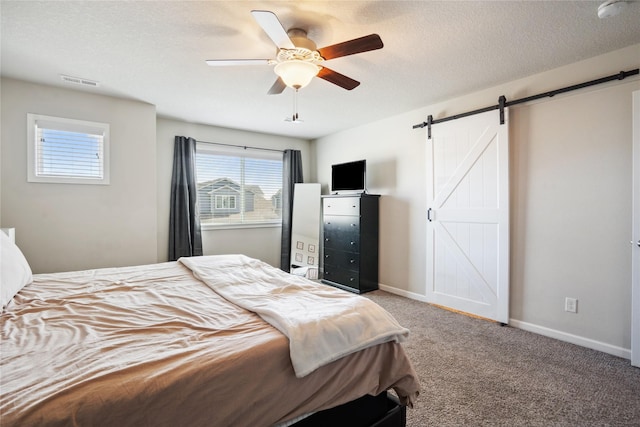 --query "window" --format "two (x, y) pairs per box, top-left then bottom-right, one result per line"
(196, 144), (283, 227)
(27, 113), (110, 184)
(215, 194), (237, 210)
